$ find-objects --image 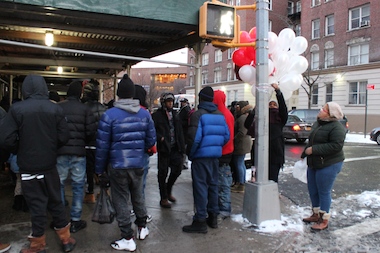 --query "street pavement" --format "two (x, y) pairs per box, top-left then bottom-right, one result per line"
(0, 146), (379, 253)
